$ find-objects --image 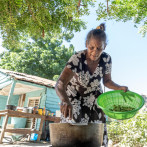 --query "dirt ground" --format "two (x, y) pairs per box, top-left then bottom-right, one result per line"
(0, 139), (115, 147)
(0, 141), (115, 147)
(0, 141), (116, 147)
(0, 141), (52, 147)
